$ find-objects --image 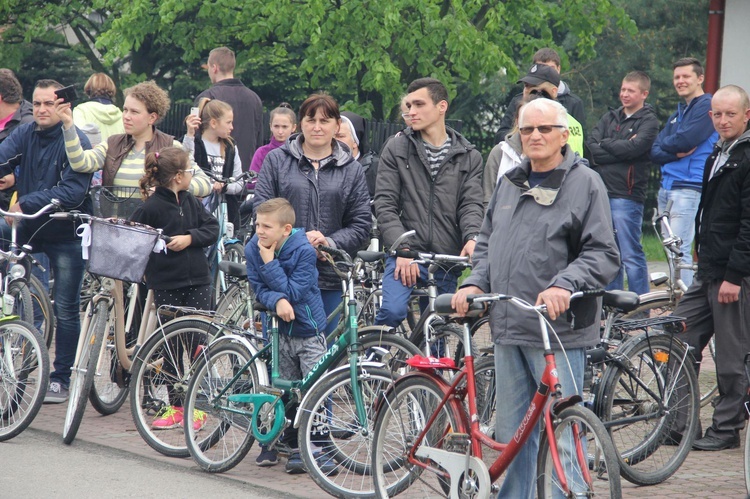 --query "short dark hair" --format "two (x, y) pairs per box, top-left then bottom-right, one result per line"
(298, 93), (340, 122)
(0, 69), (23, 104)
(407, 77), (449, 105)
(256, 198), (296, 226)
(34, 79), (63, 91)
(673, 57), (704, 77)
(623, 71), (651, 92)
(533, 48), (561, 68)
(208, 47), (236, 74)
